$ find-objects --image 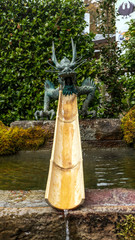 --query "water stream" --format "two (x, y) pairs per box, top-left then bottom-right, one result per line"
(64, 210), (70, 240)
